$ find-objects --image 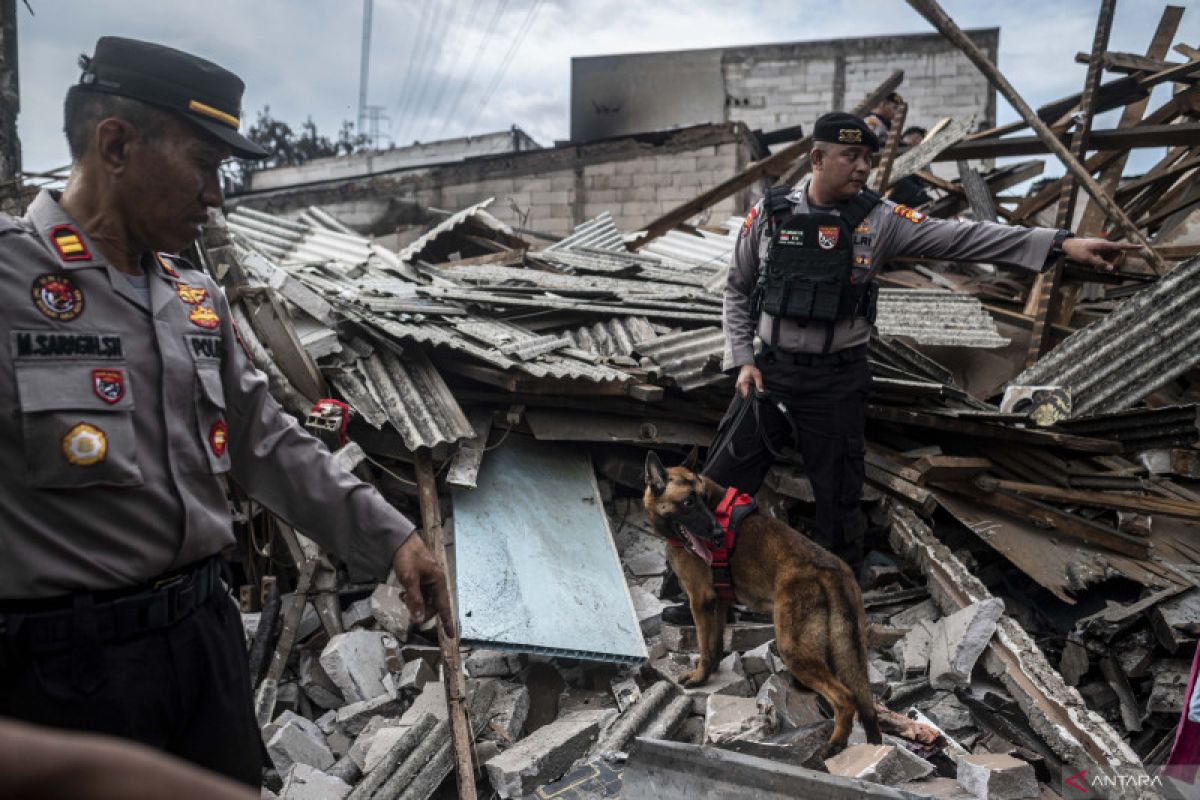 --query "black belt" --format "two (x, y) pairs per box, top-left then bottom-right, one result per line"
(761, 343), (868, 367)
(0, 557), (224, 655)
